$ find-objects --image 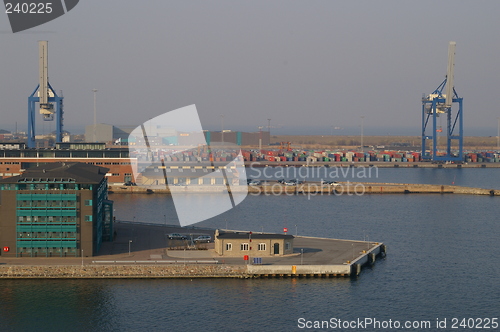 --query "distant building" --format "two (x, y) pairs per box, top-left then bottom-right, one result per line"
(85, 124), (135, 144)
(0, 162), (113, 258)
(205, 131), (270, 146)
(214, 230), (294, 257)
(0, 143), (135, 184)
